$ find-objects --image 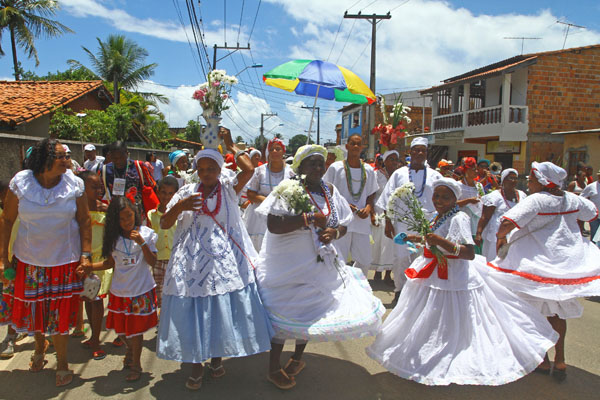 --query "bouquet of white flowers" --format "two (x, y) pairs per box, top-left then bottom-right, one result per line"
(272, 178), (315, 215)
(192, 69), (238, 117)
